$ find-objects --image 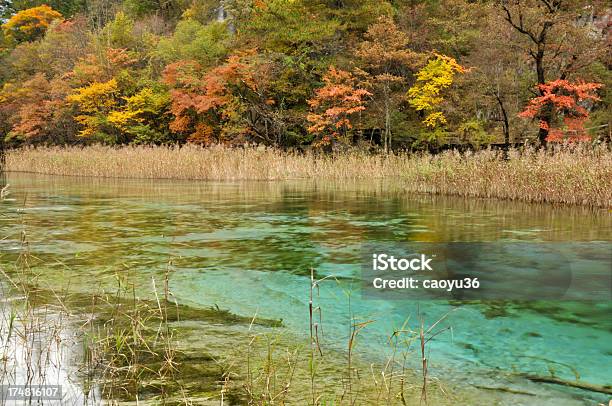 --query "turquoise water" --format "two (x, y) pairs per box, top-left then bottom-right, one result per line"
(1, 173), (610, 404)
